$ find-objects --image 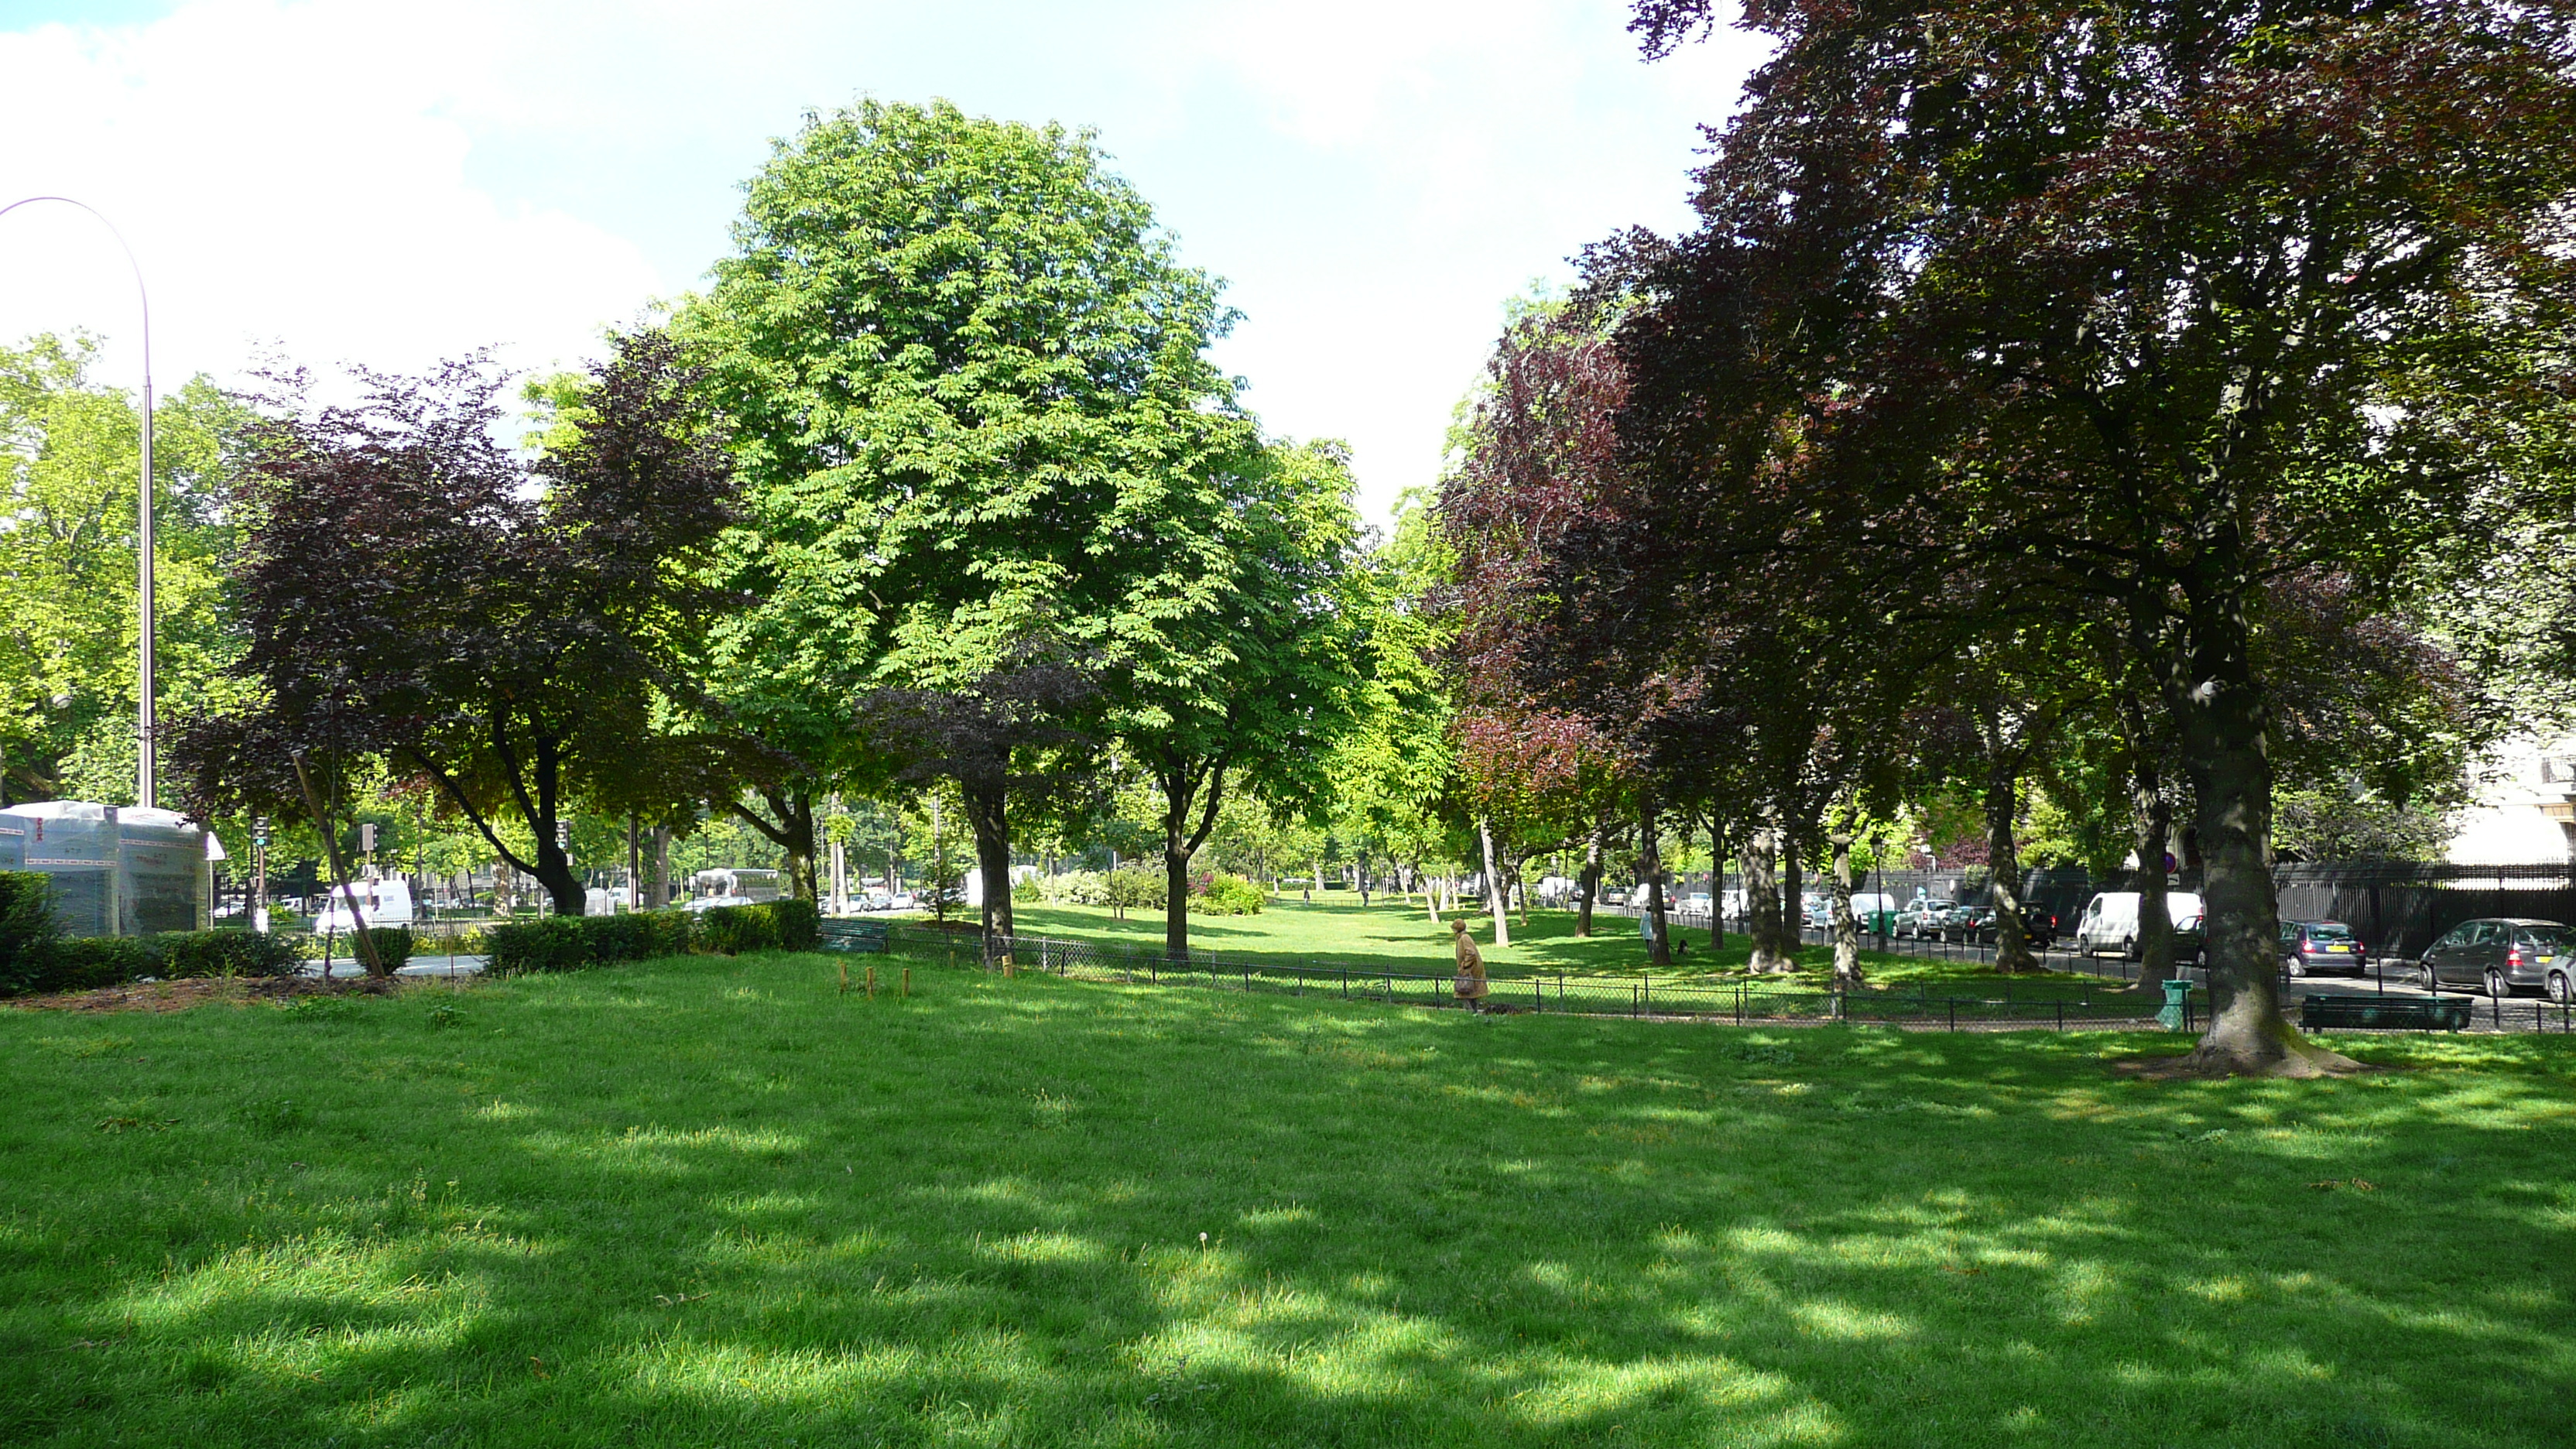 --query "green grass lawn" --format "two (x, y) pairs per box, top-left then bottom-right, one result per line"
(1006, 897), (2122, 1000)
(7, 950), (2571, 1447)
